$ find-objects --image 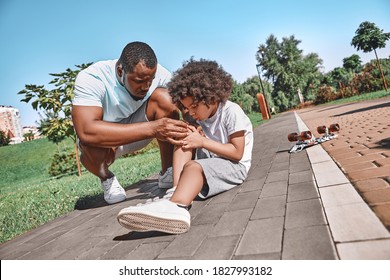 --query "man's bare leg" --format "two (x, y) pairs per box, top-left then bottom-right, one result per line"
(79, 143), (116, 180)
(146, 88), (181, 173)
